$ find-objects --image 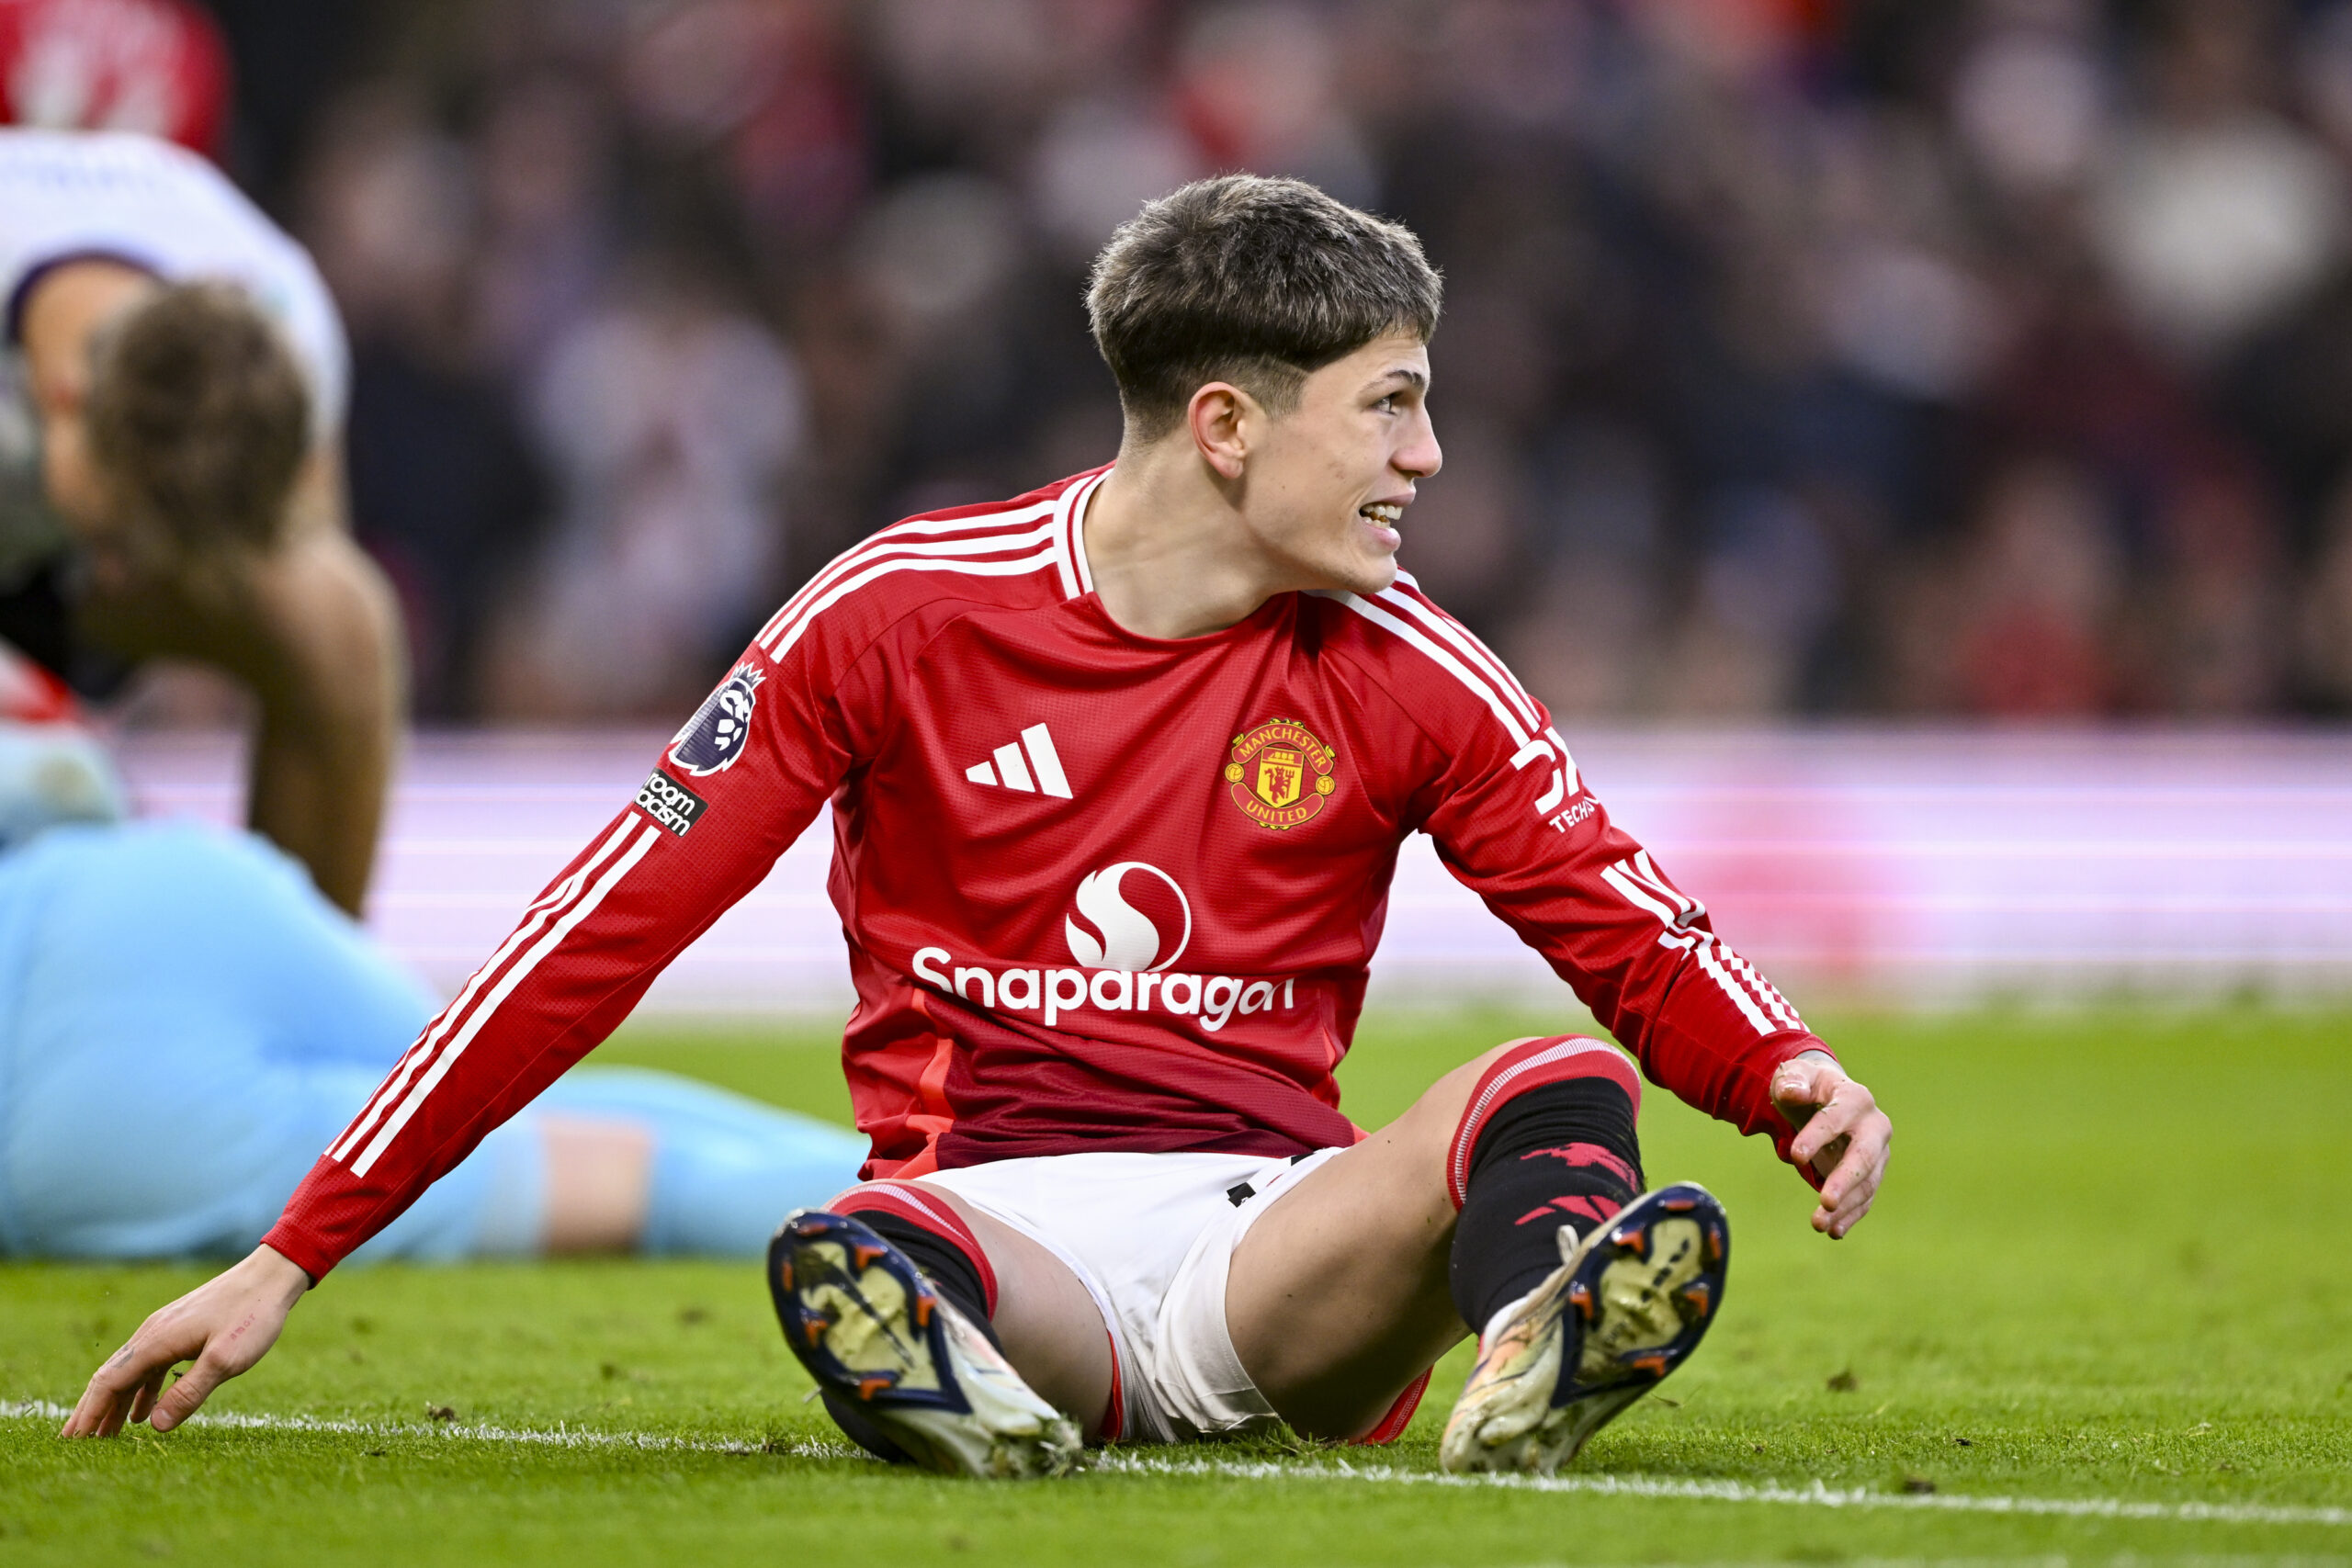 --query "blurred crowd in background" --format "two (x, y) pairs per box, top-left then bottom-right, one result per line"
(36, 0), (2352, 722)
